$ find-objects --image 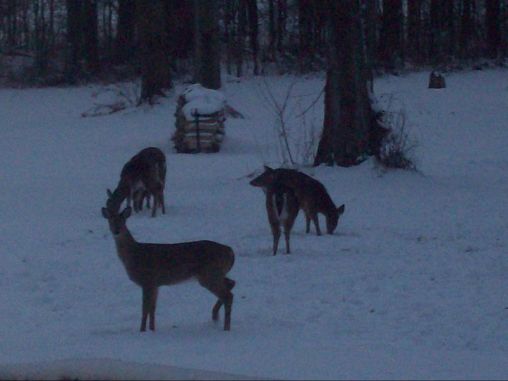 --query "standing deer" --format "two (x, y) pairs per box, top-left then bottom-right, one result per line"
(107, 147), (166, 217)
(250, 166), (345, 236)
(251, 177), (299, 255)
(101, 205), (235, 332)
